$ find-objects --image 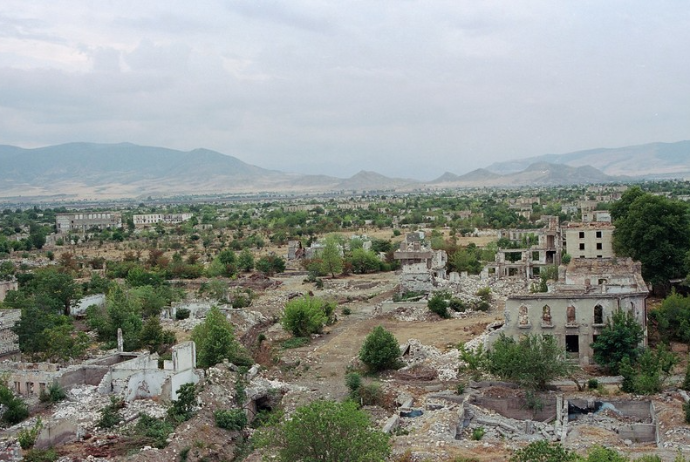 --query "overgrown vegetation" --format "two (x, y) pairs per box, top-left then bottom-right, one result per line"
(359, 325), (402, 372)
